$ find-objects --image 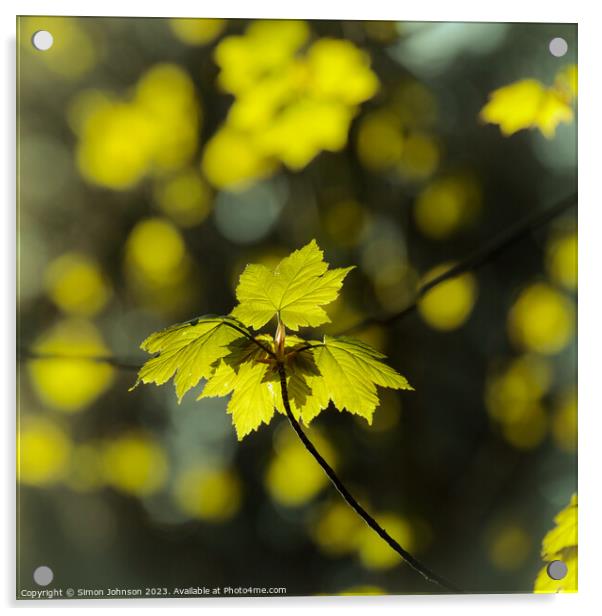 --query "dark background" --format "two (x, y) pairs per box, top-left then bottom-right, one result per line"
(17, 17), (577, 596)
